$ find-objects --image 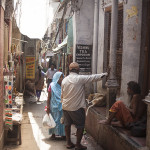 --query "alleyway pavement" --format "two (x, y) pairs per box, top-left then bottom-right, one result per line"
(4, 88), (103, 150)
